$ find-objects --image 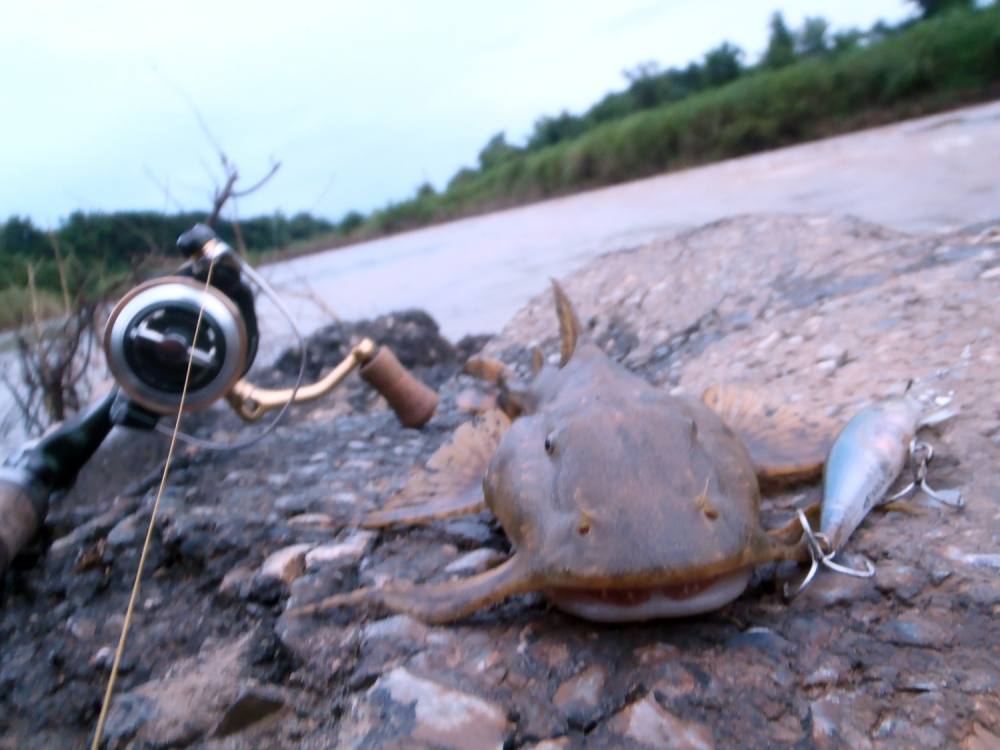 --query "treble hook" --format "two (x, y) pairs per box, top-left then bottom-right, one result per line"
(887, 439), (964, 508)
(783, 509), (875, 599)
